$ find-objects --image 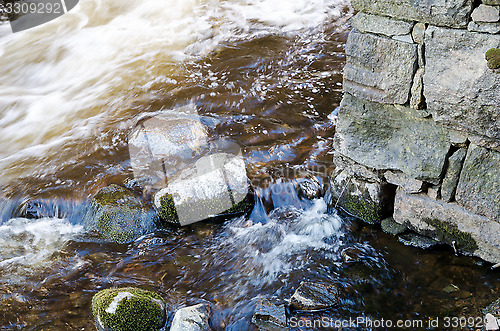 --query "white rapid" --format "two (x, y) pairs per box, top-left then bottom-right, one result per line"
(0, 0), (350, 186)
